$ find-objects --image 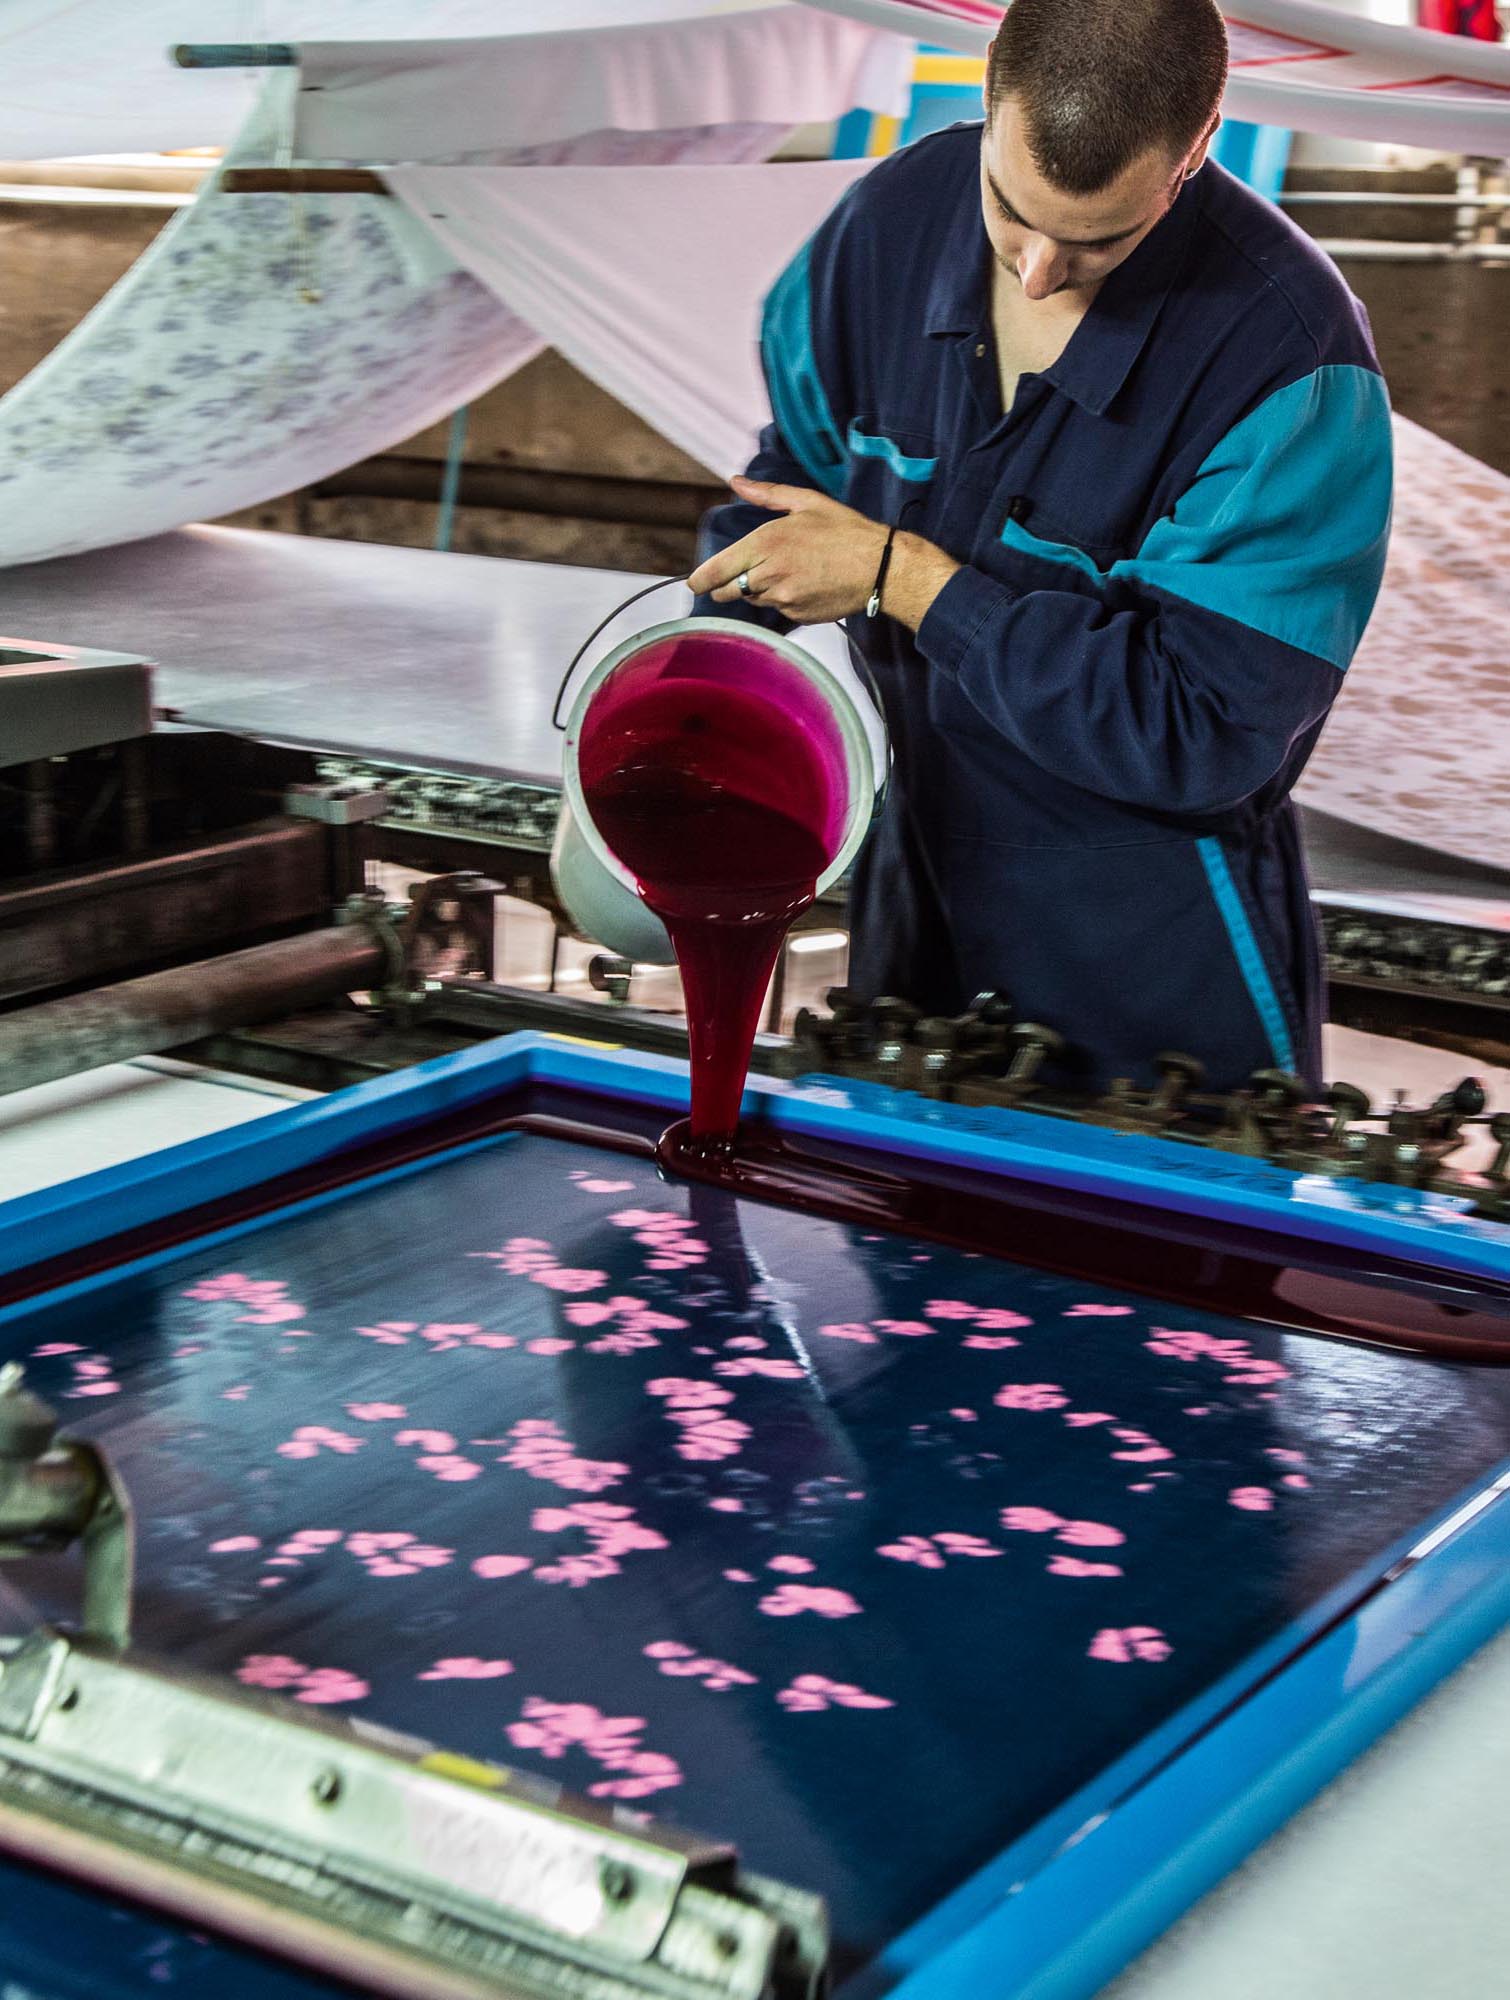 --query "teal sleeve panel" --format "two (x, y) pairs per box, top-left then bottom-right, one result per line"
(999, 365), (1393, 671)
(760, 241), (848, 500)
